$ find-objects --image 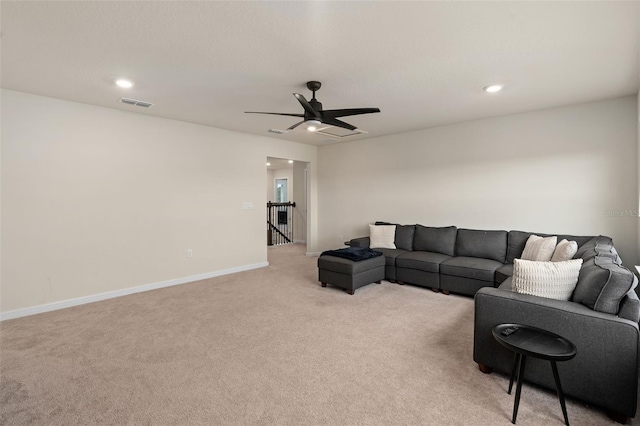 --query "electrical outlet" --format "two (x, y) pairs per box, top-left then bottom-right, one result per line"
(187, 249), (193, 258)
(339, 235), (344, 242)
